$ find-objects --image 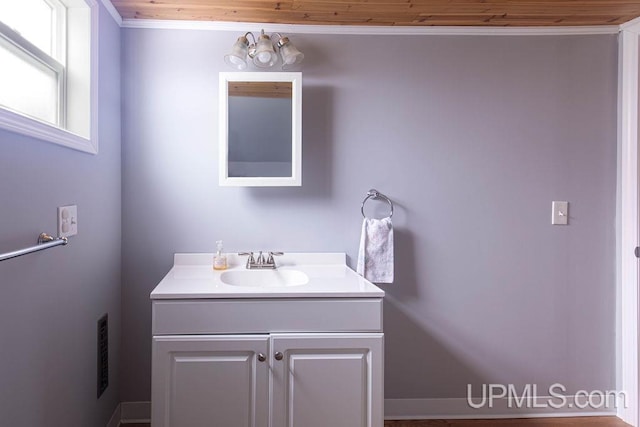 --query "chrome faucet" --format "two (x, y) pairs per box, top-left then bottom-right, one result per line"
(238, 251), (284, 269)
